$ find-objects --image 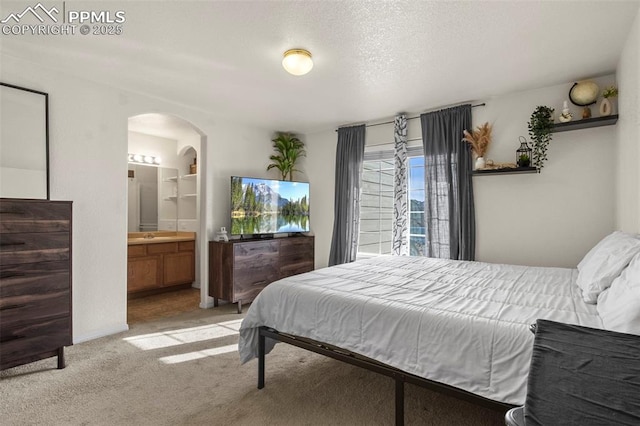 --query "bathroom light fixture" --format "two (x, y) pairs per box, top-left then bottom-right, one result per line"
(282, 49), (313, 76)
(128, 153), (161, 165)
